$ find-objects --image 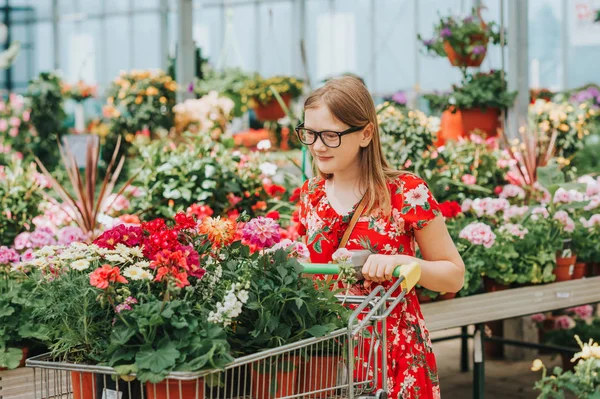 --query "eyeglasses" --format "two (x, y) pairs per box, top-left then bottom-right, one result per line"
(294, 123), (366, 149)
